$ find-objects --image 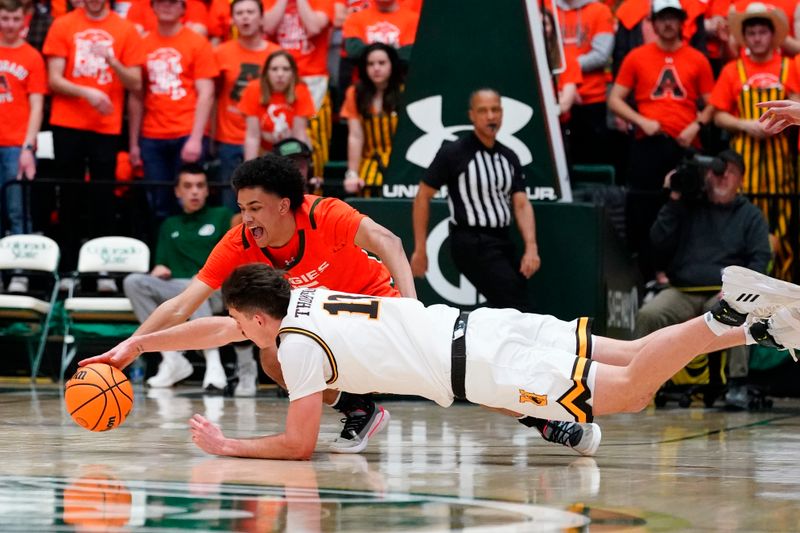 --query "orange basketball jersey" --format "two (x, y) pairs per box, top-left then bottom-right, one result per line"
(197, 195), (399, 296)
